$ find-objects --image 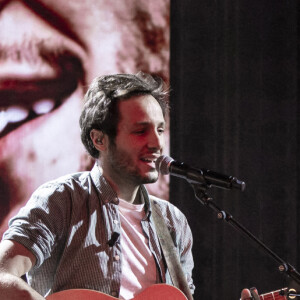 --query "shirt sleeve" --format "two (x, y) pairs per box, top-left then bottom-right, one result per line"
(2, 181), (71, 268)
